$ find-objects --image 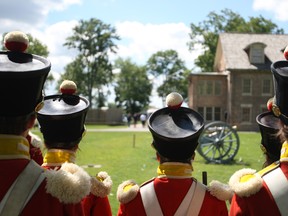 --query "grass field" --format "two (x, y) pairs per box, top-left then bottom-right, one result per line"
(32, 127), (264, 215)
